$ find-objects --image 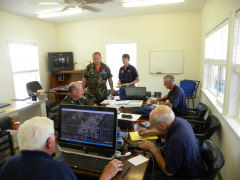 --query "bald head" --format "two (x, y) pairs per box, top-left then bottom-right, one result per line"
(68, 82), (84, 100)
(69, 82), (81, 92)
(150, 105), (175, 126)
